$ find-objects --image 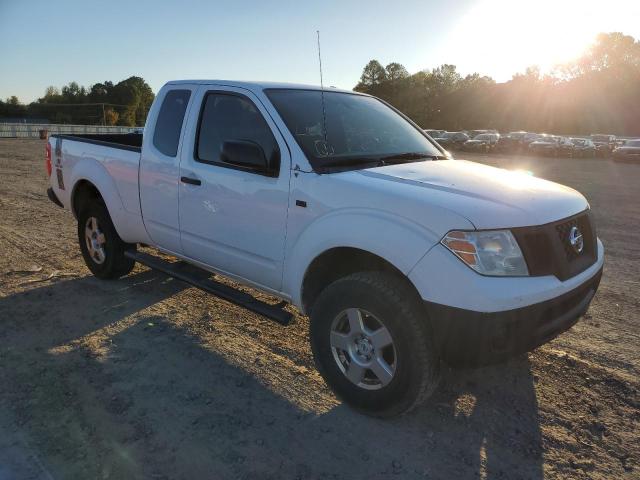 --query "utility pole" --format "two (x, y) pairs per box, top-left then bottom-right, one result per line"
(101, 103), (106, 126)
